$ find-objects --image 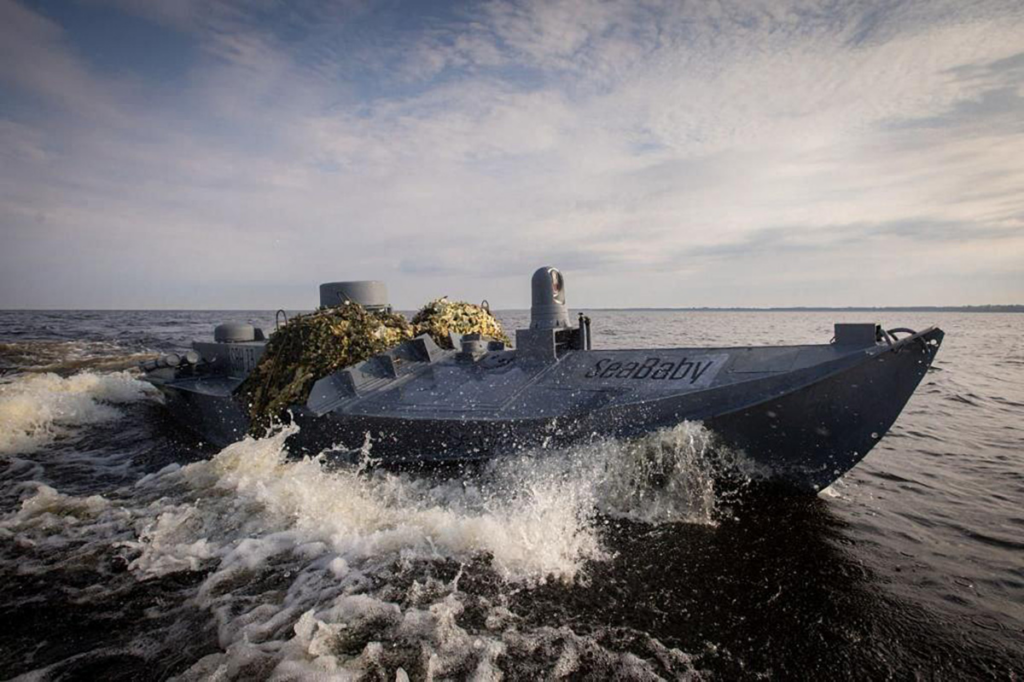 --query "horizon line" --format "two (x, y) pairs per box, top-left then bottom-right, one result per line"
(1, 304), (1022, 313)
